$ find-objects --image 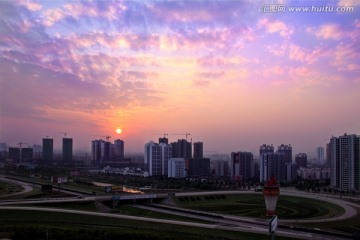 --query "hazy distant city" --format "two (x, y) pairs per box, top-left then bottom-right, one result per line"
(0, 133), (359, 188)
(1, 0), (359, 239)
